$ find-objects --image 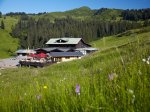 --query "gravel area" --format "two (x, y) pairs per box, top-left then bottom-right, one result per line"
(0, 56), (27, 69)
